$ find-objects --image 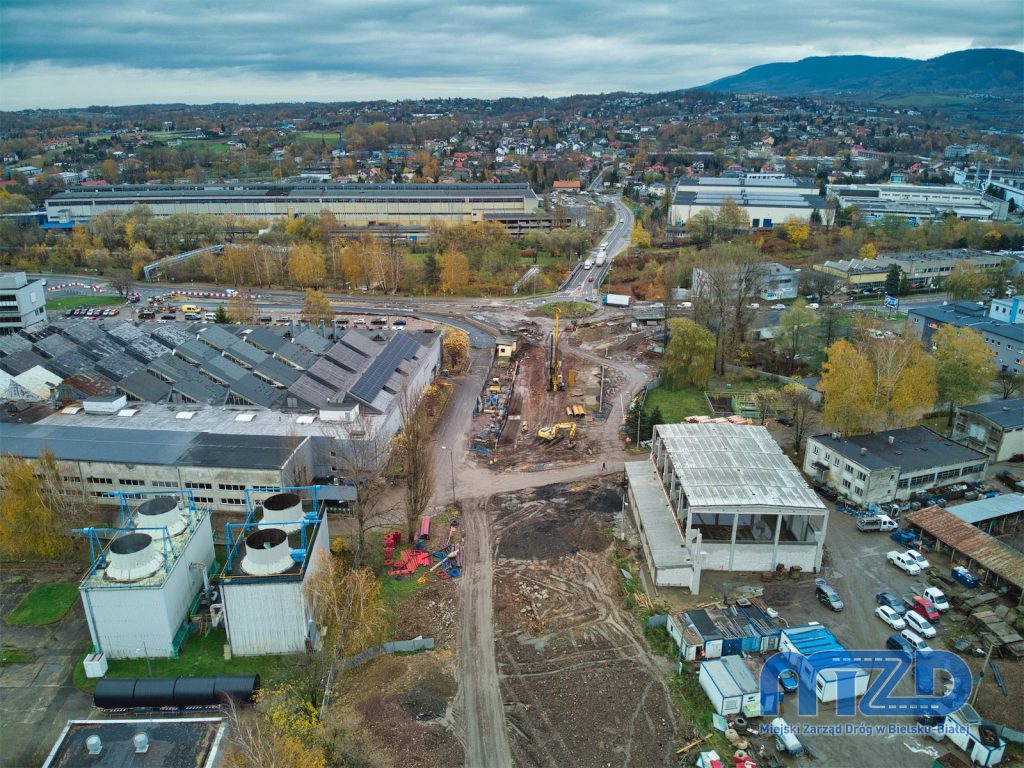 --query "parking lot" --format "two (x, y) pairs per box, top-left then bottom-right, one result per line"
(765, 503), (997, 766)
